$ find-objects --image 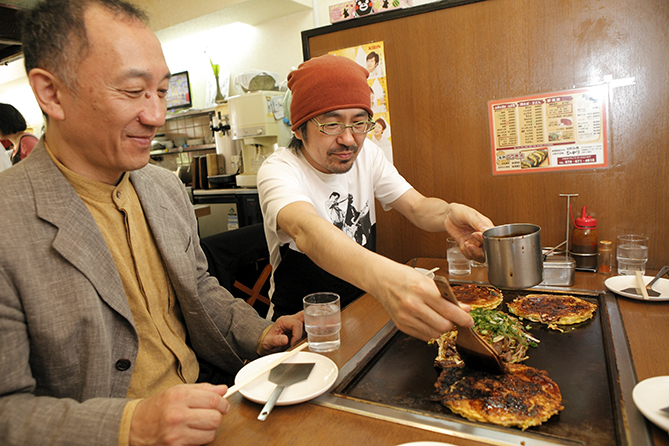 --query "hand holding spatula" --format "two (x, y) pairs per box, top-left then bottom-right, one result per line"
(433, 276), (505, 374)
